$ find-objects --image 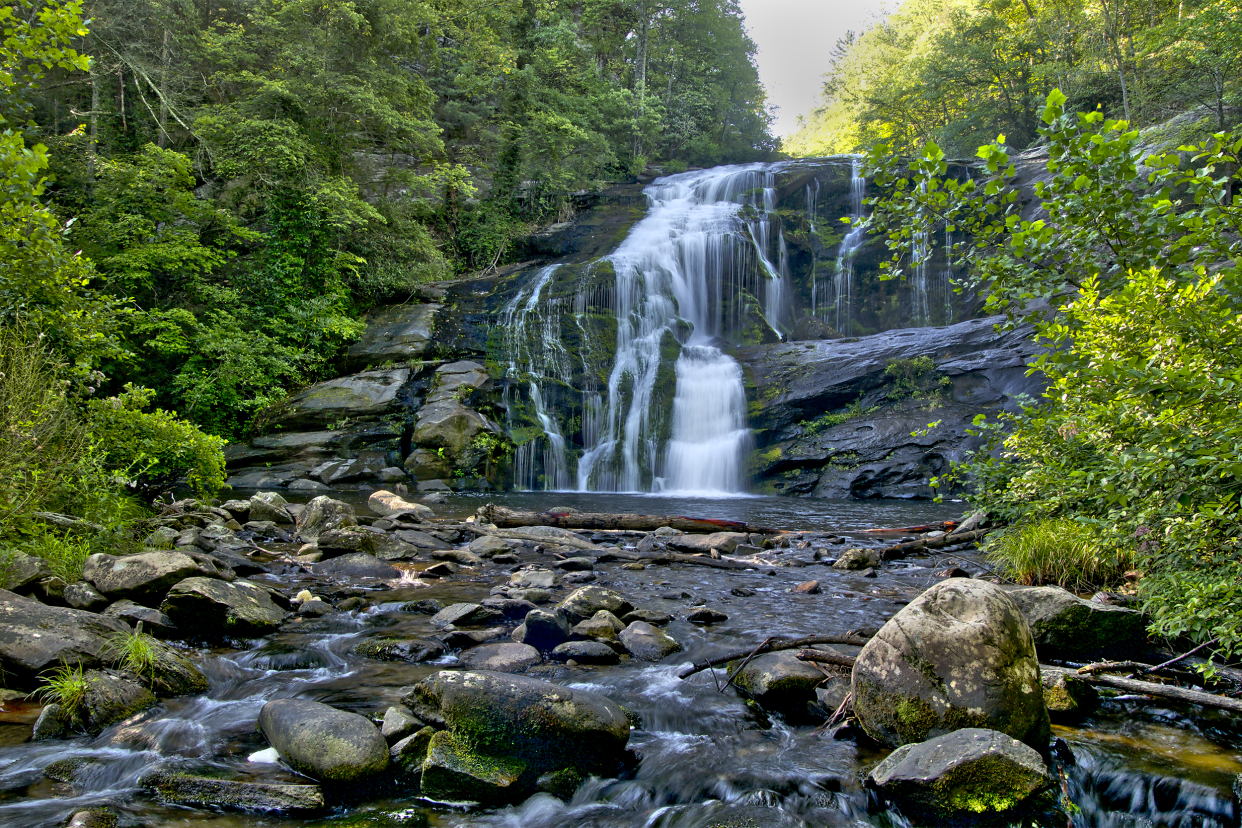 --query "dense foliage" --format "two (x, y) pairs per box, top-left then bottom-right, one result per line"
(865, 91), (1242, 663)
(790, 0), (1242, 157)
